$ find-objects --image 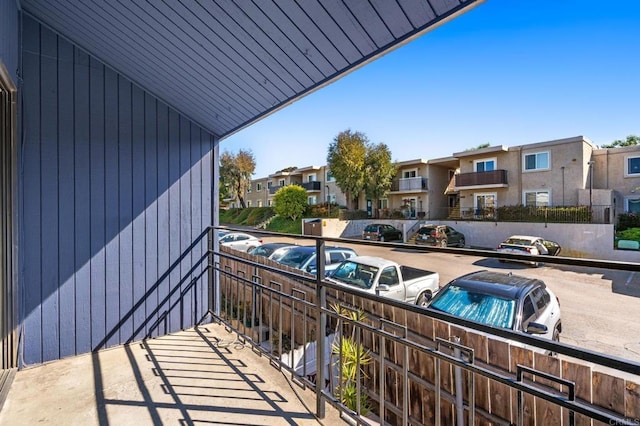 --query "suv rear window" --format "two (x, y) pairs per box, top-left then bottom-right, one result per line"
(418, 226), (437, 235)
